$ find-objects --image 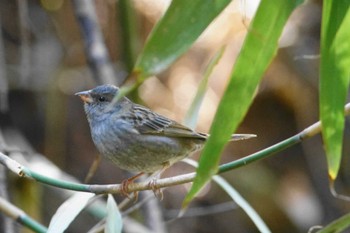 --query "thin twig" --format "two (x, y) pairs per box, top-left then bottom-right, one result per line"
(72, 0), (116, 84)
(1, 103), (350, 195)
(0, 152), (24, 176)
(0, 131), (13, 233)
(0, 197), (47, 233)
